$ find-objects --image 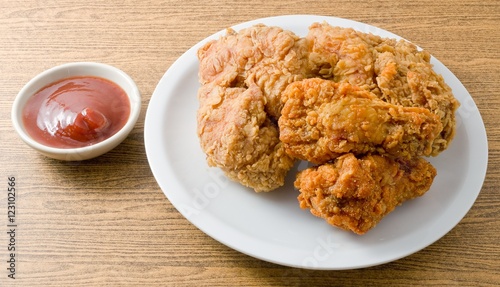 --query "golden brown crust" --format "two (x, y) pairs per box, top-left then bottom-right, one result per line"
(196, 24), (307, 192)
(279, 79), (443, 164)
(197, 24), (309, 119)
(295, 153), (437, 234)
(306, 23), (378, 92)
(306, 22), (459, 154)
(197, 83), (295, 192)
